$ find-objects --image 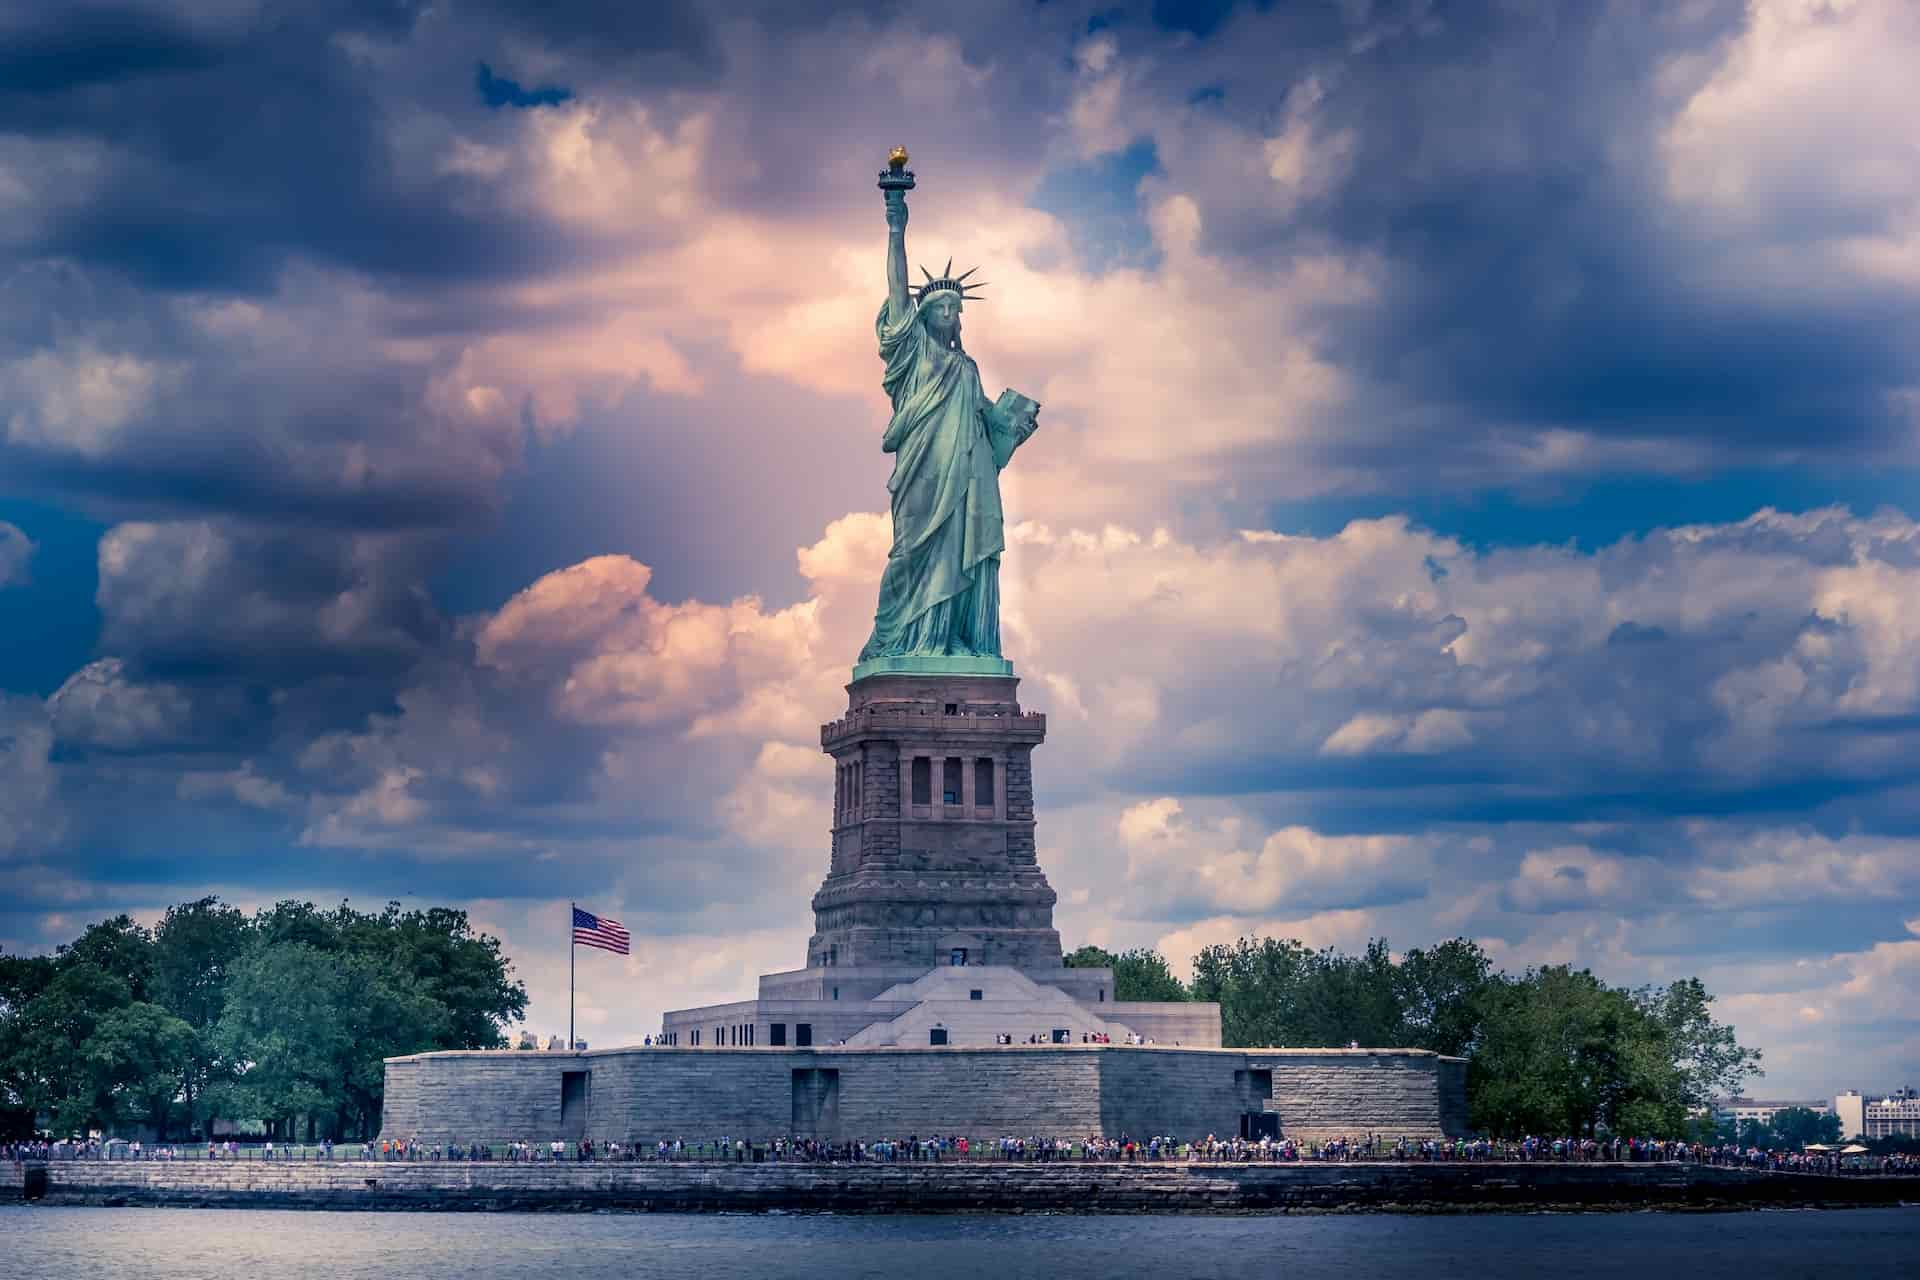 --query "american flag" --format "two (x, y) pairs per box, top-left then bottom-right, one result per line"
(571, 906), (630, 955)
